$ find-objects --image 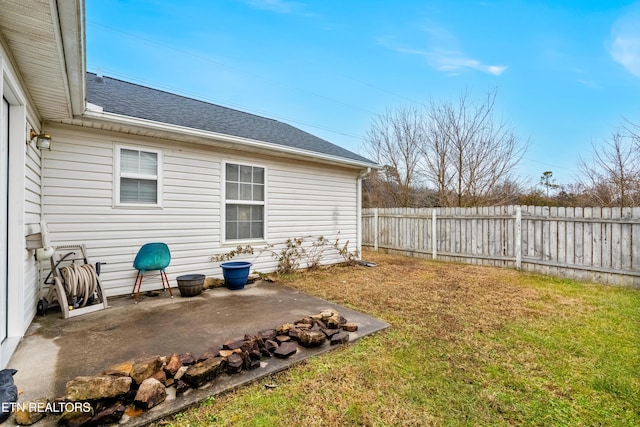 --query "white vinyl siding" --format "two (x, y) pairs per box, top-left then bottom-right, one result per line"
(42, 125), (360, 296)
(114, 146), (161, 206)
(224, 163), (265, 241)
